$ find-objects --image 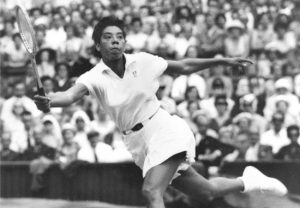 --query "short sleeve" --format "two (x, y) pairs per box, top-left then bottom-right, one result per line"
(76, 70), (96, 96)
(139, 52), (168, 78)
